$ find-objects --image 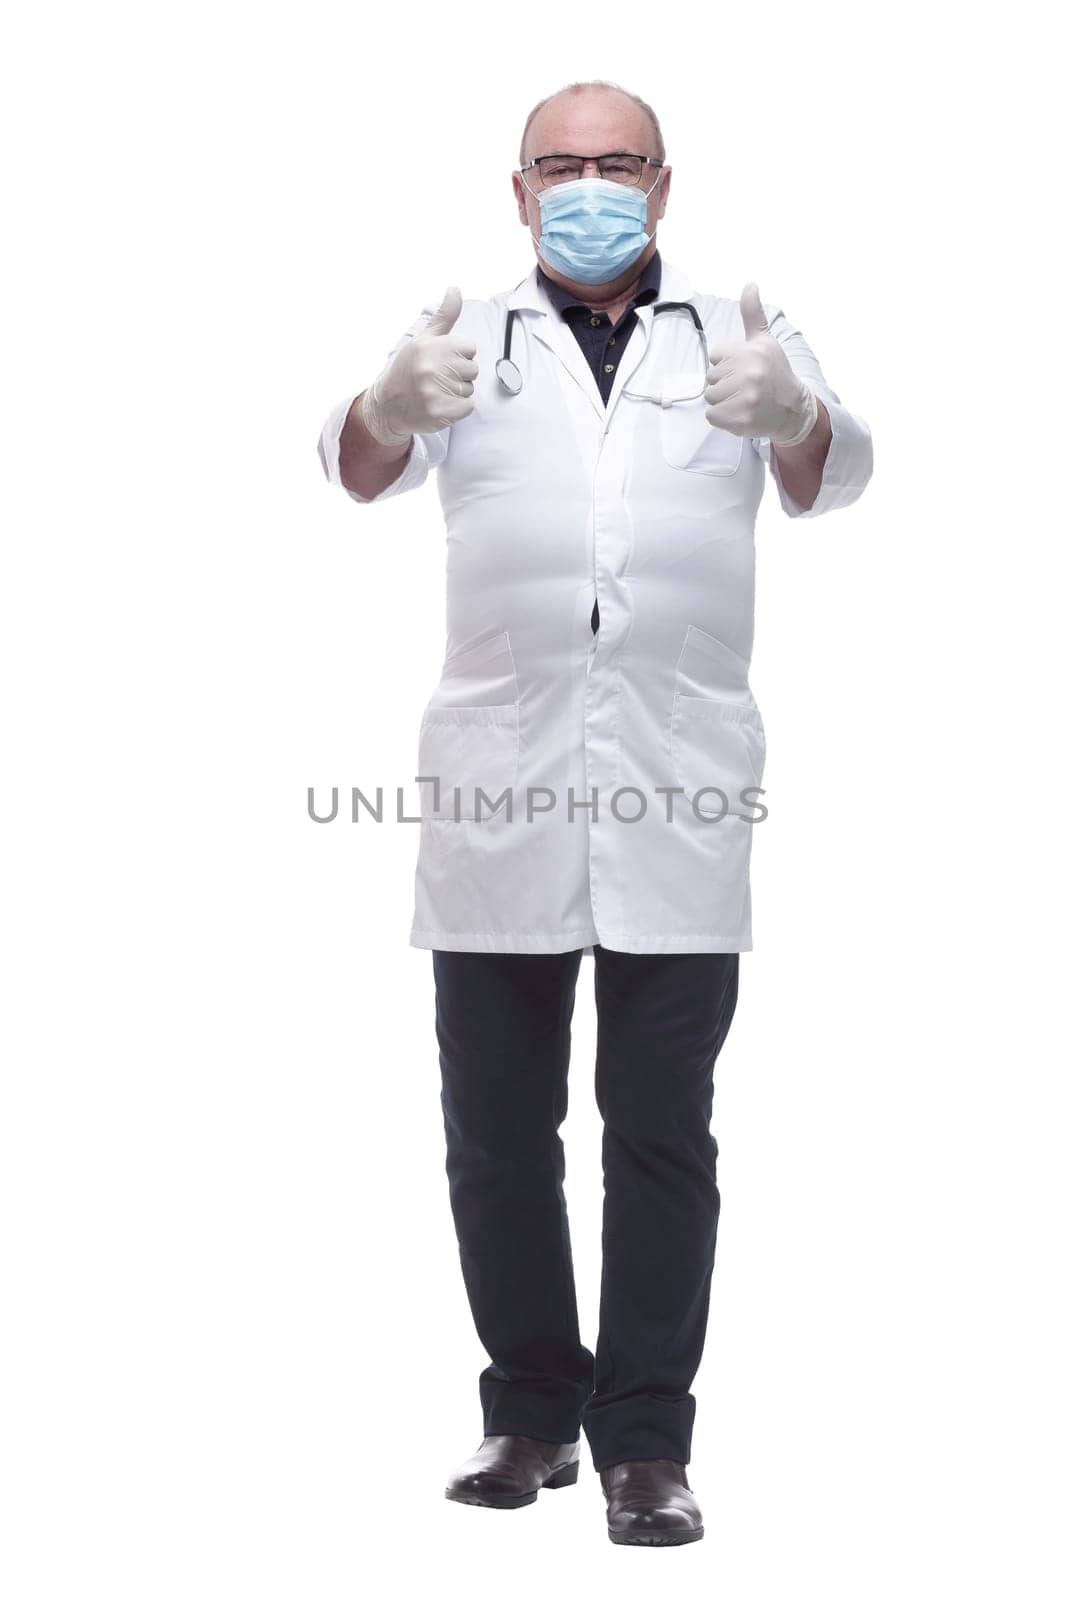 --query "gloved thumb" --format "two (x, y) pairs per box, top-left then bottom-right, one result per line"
(422, 285), (464, 337)
(740, 281), (769, 340)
